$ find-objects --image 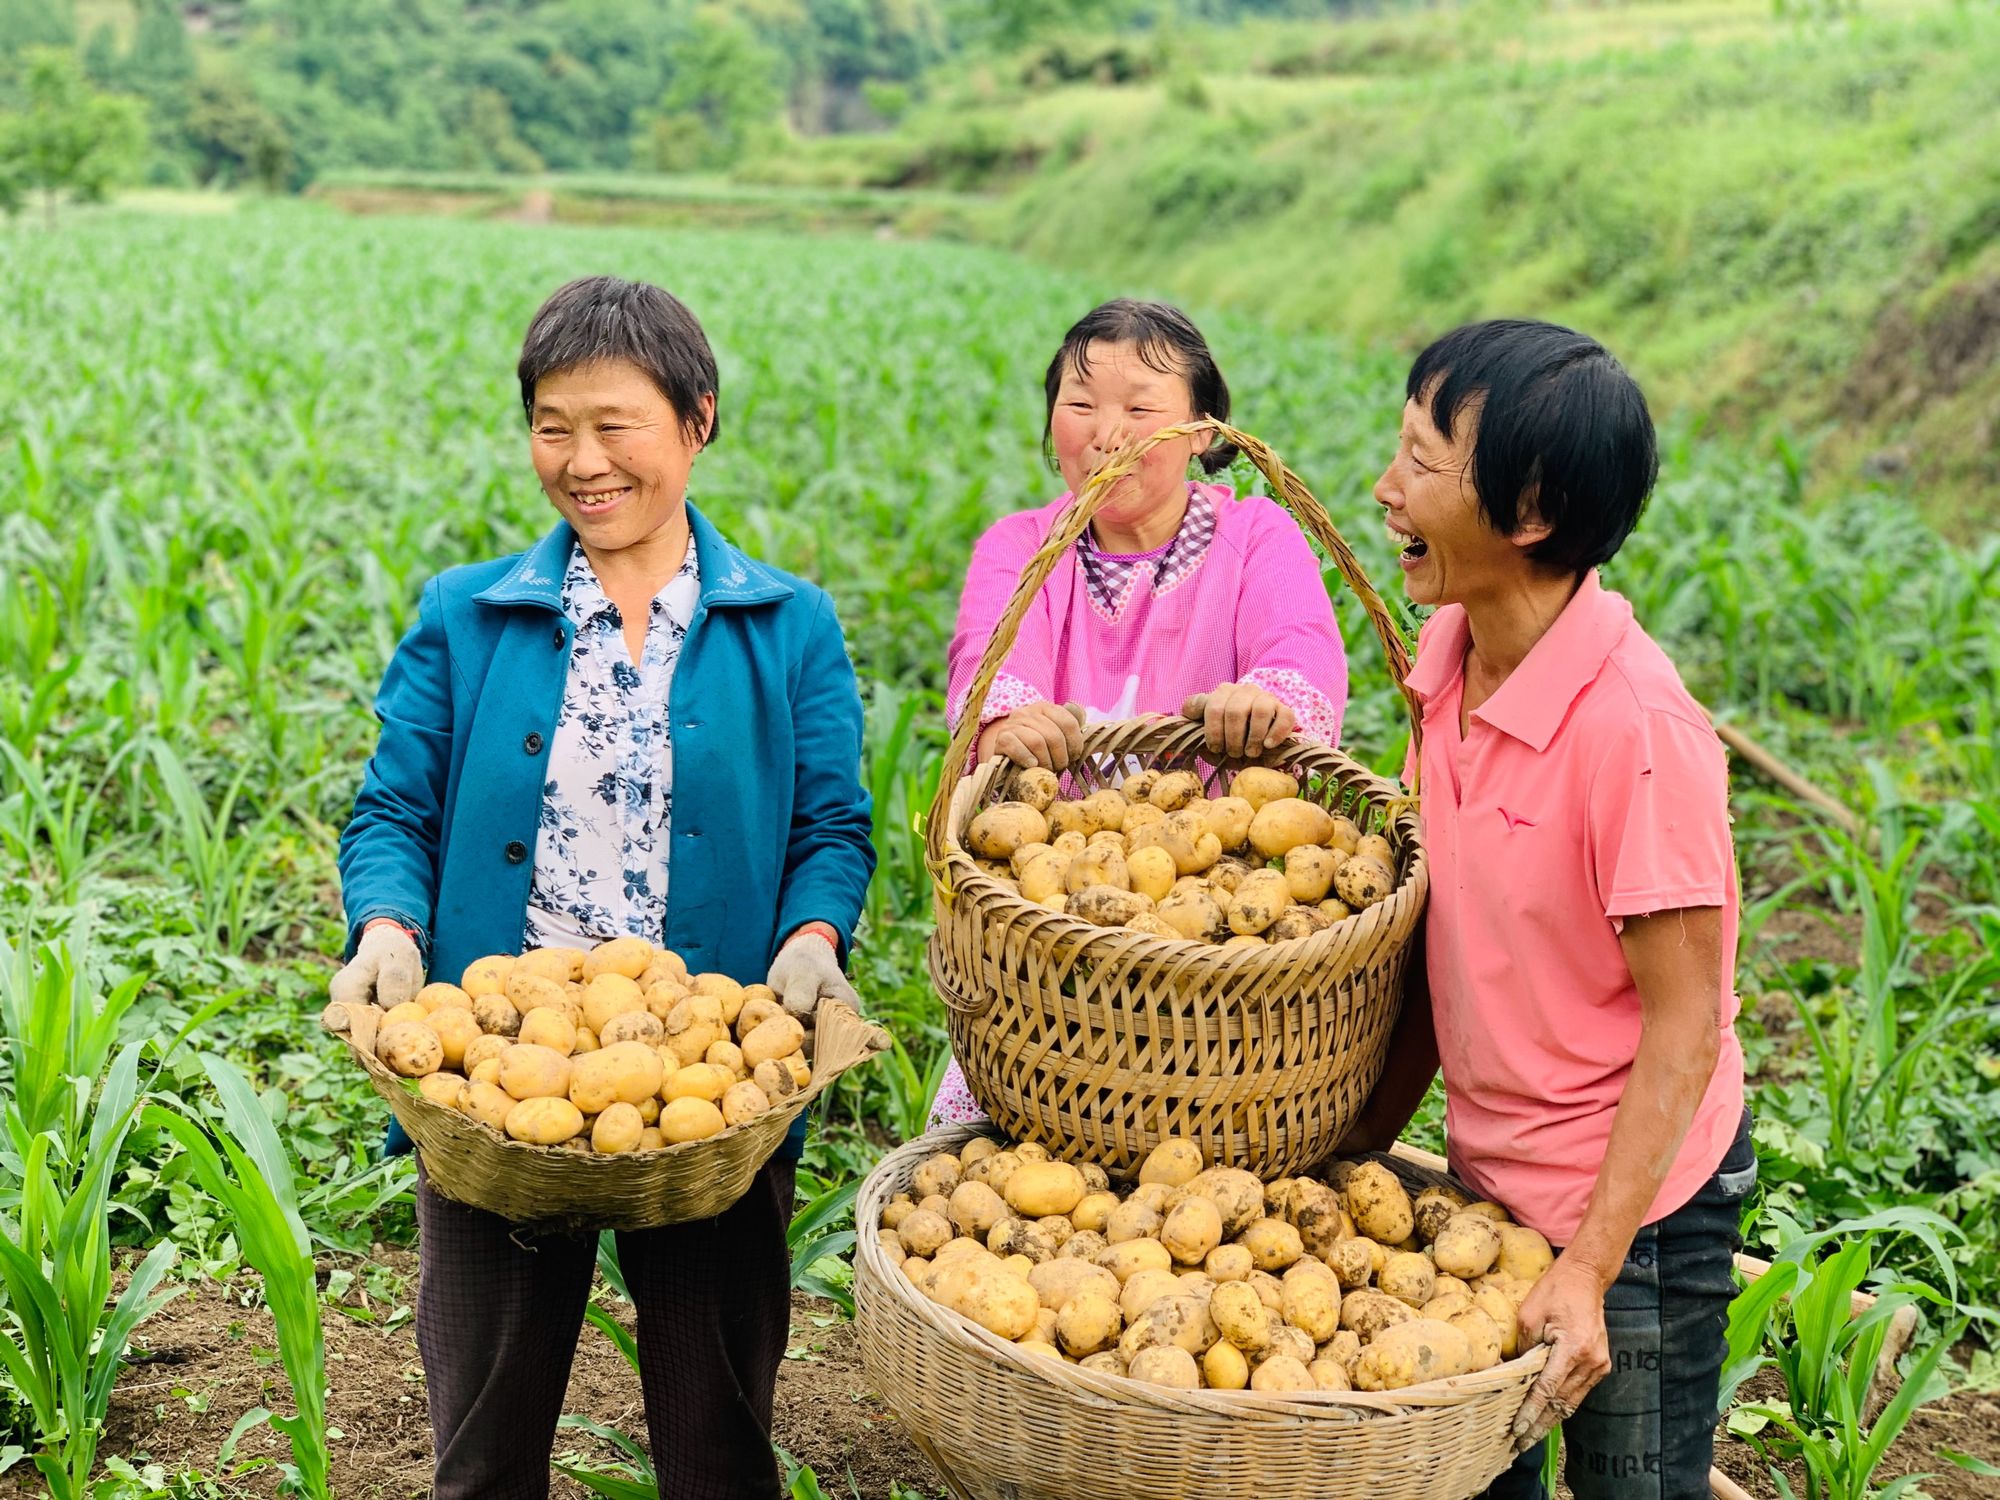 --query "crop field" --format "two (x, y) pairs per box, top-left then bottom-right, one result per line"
(1, 201), (1998, 1497)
